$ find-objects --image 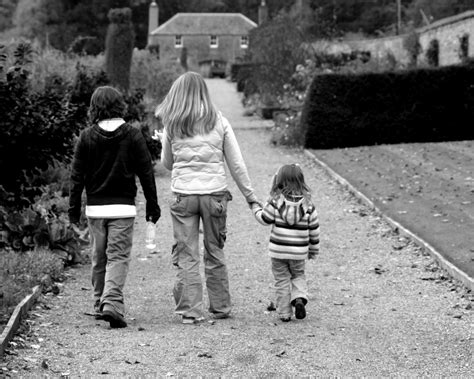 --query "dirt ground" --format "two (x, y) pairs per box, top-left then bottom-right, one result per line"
(1, 80), (473, 376)
(310, 141), (474, 280)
